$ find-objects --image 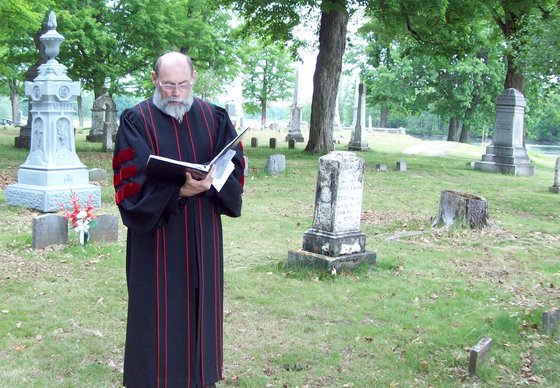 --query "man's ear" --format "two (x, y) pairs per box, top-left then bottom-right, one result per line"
(192, 70), (197, 85)
(151, 71), (158, 86)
